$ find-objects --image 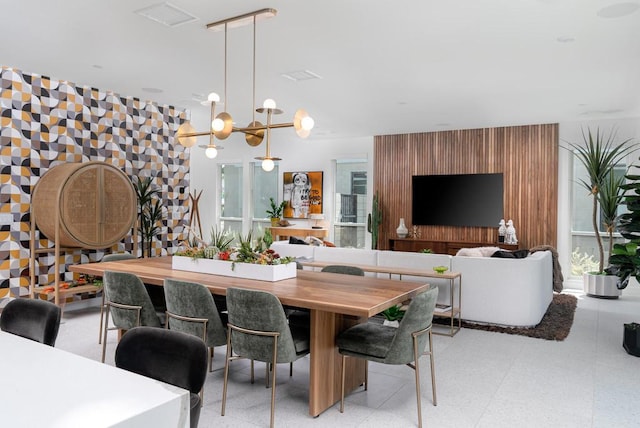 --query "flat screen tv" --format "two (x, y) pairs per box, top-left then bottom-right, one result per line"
(412, 173), (503, 227)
